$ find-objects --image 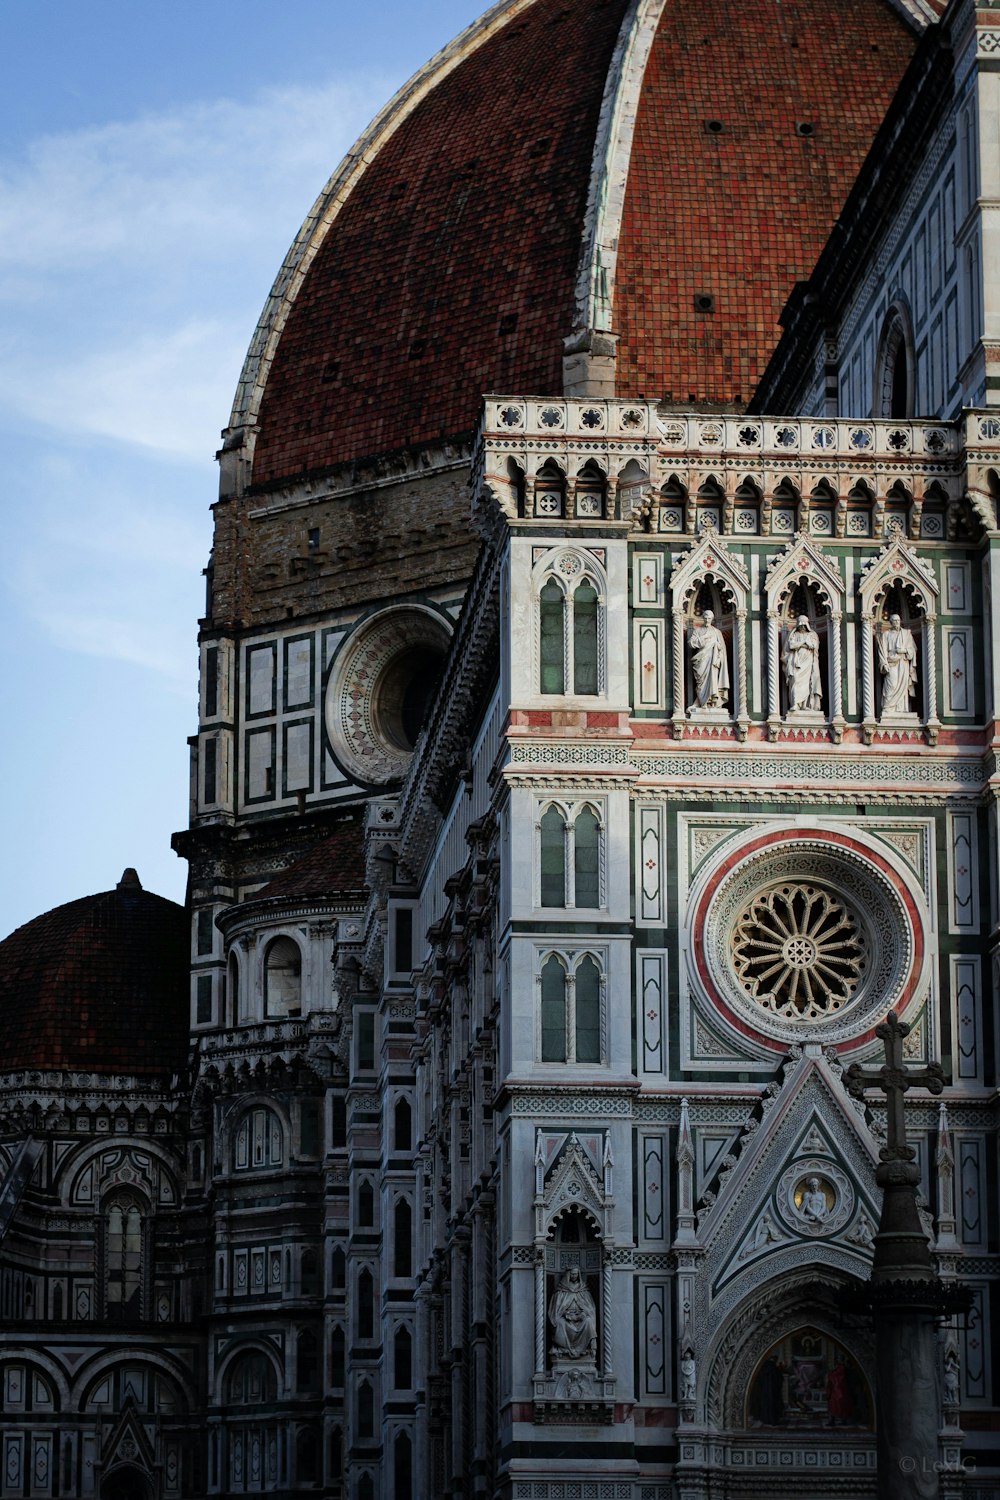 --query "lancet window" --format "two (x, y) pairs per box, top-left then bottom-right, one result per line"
(539, 952), (603, 1064)
(224, 1351), (280, 1493)
(874, 302), (915, 419)
(234, 1107), (284, 1171)
(393, 1199), (413, 1278)
(539, 802), (603, 909)
(103, 1190), (147, 1322)
(536, 550), (606, 697)
(394, 1326), (413, 1390)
